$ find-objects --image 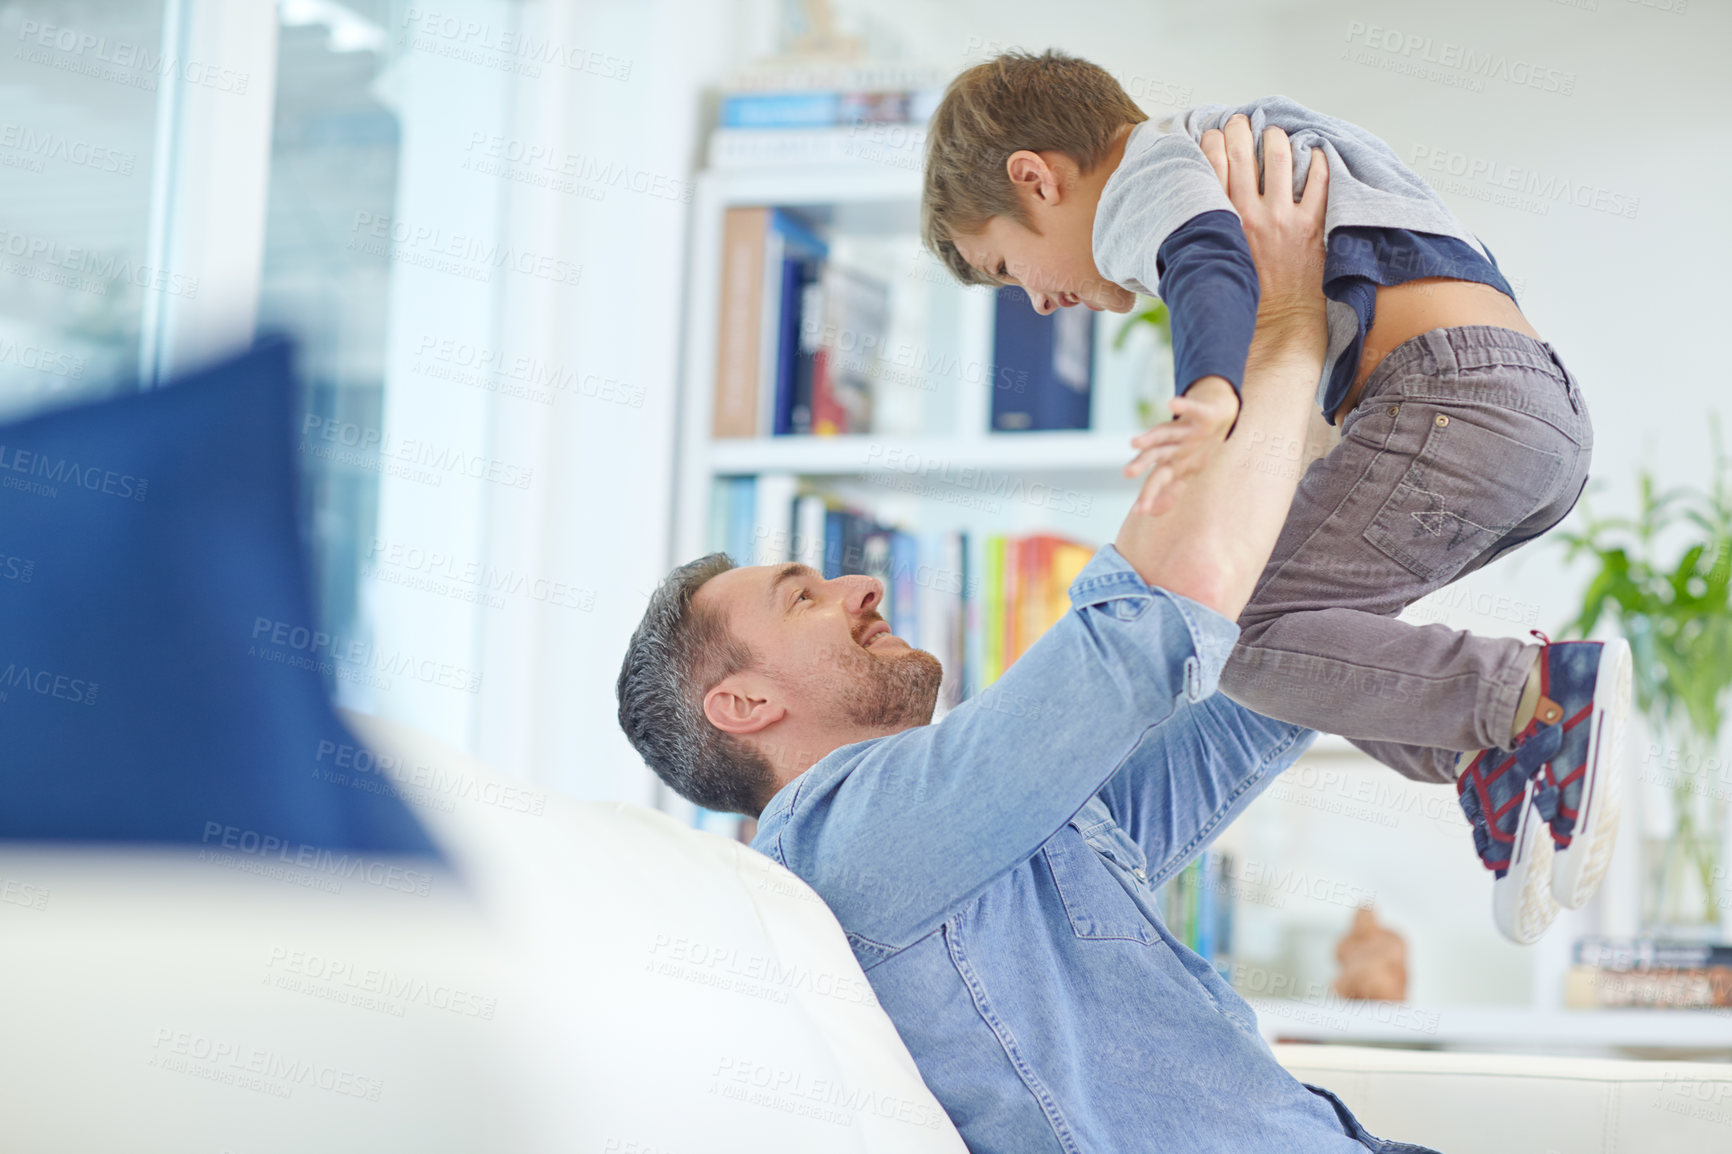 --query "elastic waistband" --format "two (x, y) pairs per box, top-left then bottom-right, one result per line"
(1362, 325), (1568, 397)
